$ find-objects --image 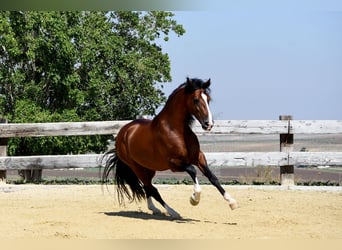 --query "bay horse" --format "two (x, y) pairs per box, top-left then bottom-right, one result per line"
(102, 77), (238, 218)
